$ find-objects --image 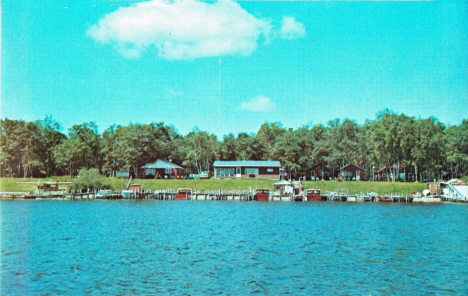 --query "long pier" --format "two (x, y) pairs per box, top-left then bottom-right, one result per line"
(2, 189), (466, 203)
